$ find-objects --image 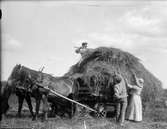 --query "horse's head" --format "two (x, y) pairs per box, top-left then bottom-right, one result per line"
(1, 64), (23, 113)
(7, 64), (22, 89)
